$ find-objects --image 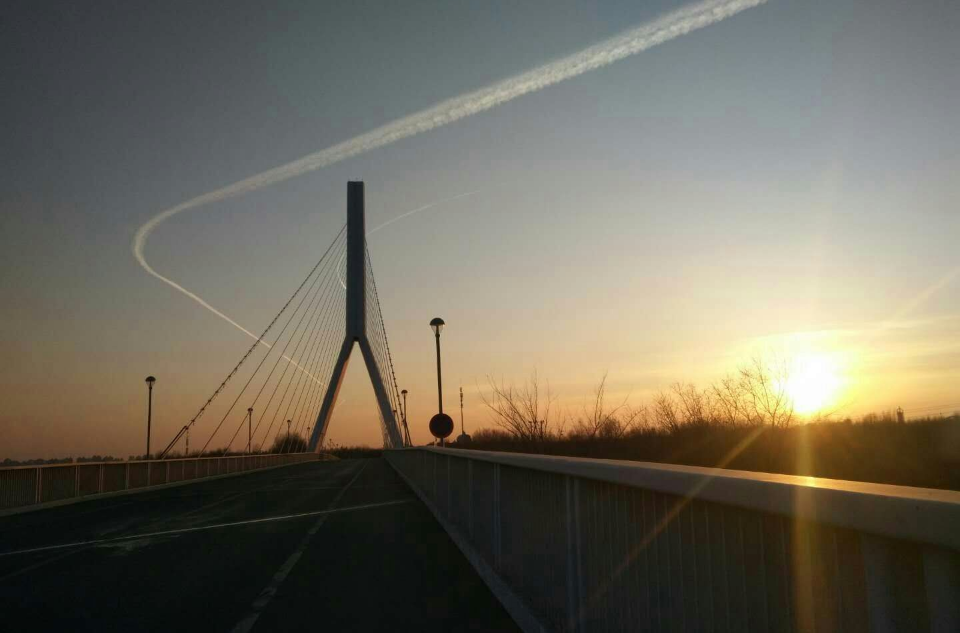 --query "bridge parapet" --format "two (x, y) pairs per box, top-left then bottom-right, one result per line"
(0, 453), (319, 515)
(386, 447), (960, 633)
